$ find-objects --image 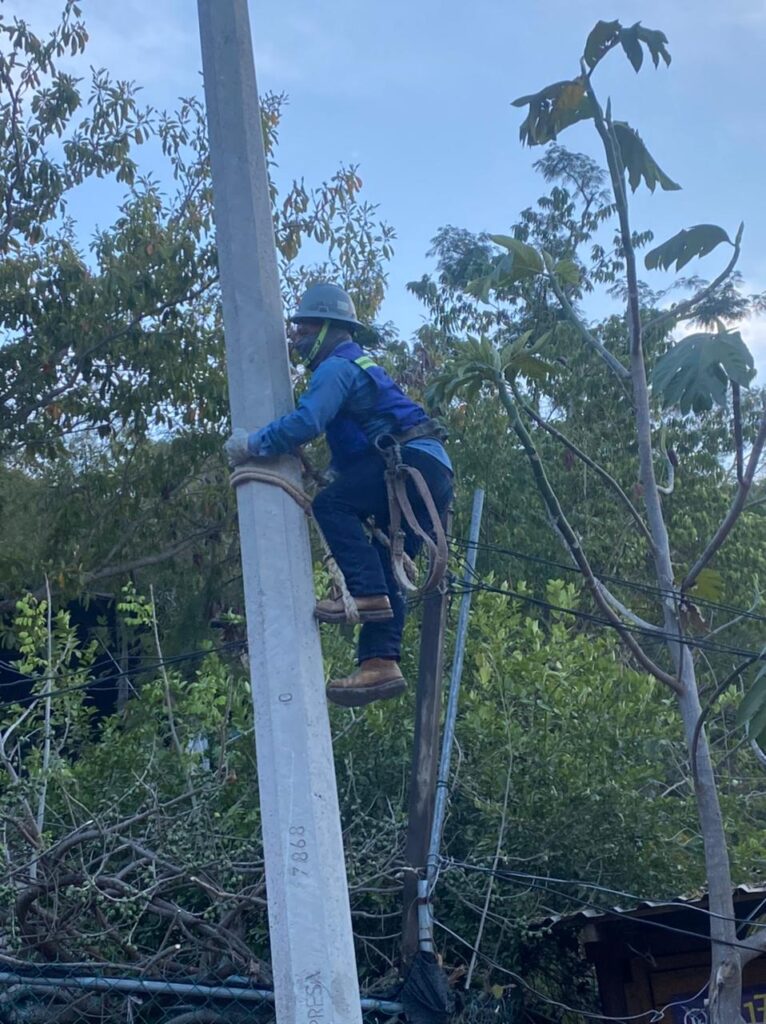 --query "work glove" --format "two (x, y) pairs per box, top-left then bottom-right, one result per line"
(224, 428), (256, 467)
